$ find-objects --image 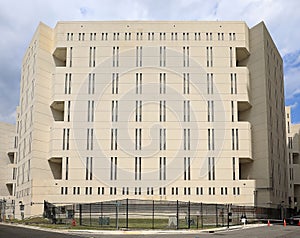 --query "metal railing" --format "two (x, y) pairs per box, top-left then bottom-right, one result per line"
(43, 199), (293, 229)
